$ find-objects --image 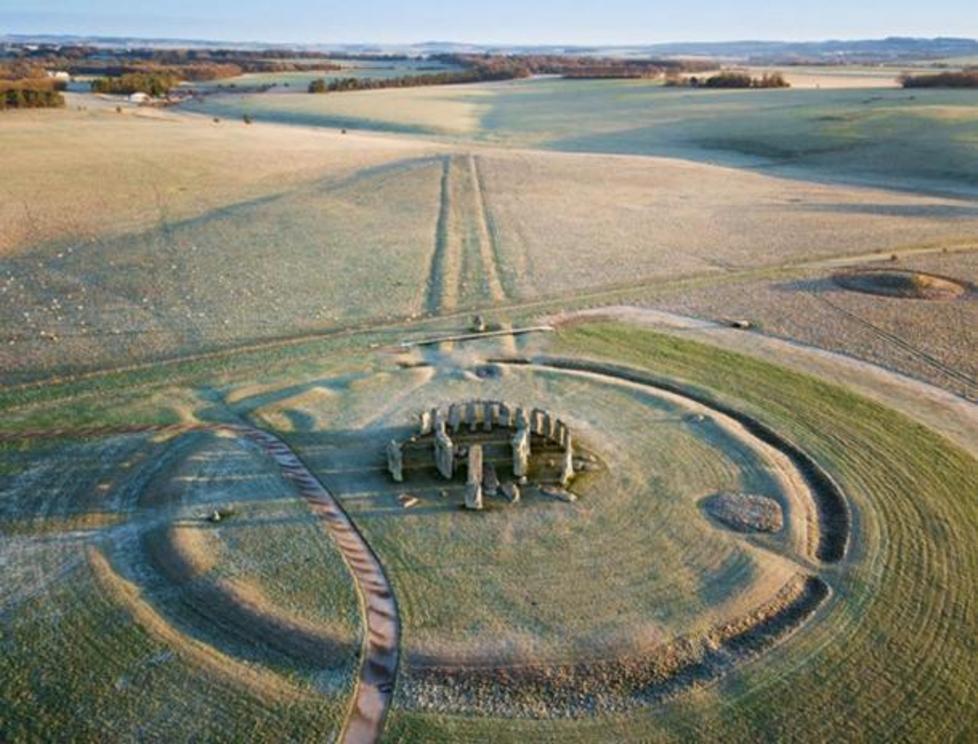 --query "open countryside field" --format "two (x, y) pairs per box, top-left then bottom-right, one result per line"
(184, 77), (978, 195)
(2, 34), (978, 744)
(4, 105), (978, 384)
